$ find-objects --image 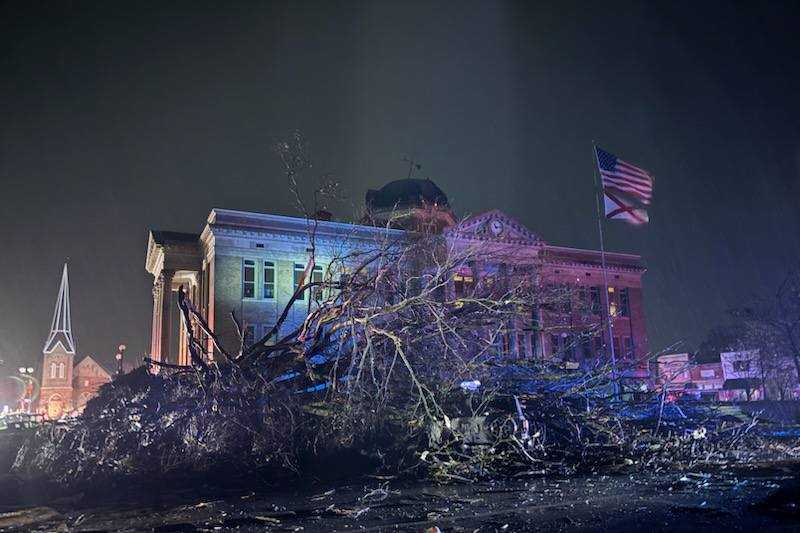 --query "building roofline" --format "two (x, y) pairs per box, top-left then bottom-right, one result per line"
(205, 208), (407, 240)
(75, 355), (114, 378)
(542, 244), (642, 262)
(149, 230), (200, 246)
